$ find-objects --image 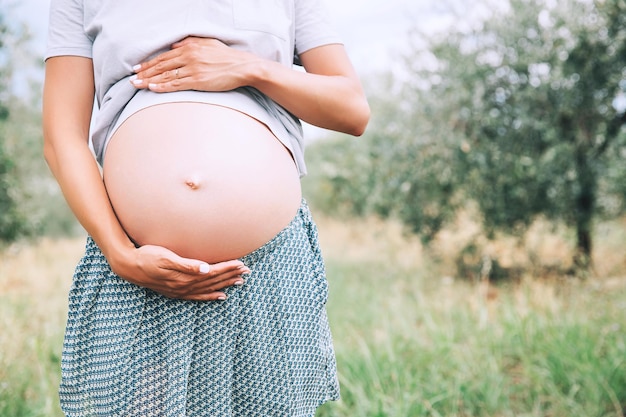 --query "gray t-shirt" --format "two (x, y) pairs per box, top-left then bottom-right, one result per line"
(45, 0), (342, 177)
